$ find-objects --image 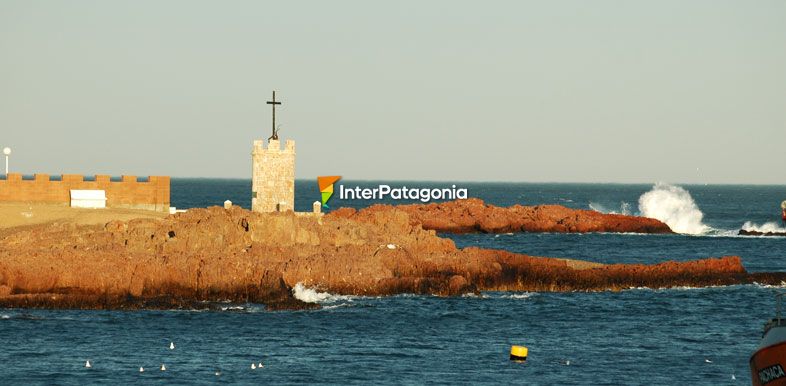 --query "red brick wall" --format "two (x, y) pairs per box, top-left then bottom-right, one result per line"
(0, 174), (170, 212)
